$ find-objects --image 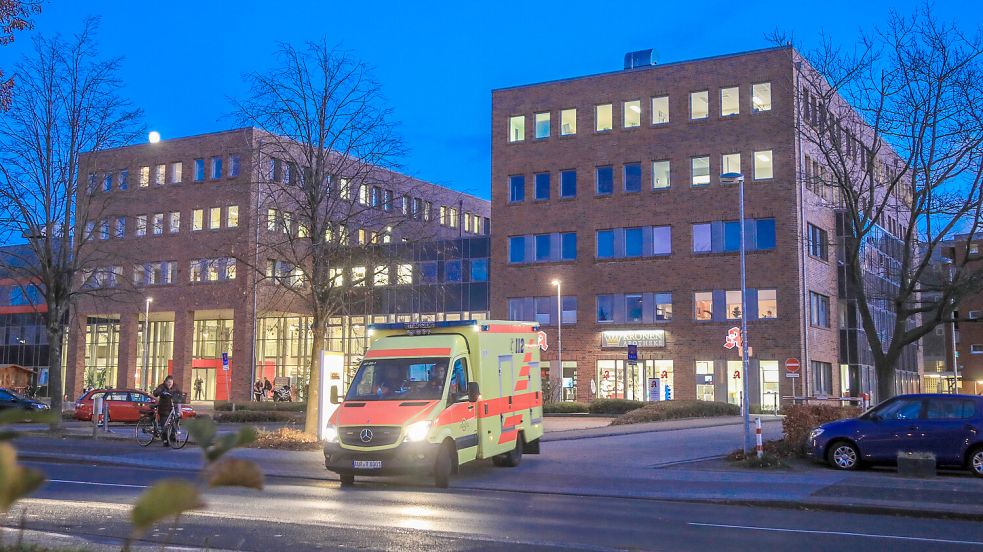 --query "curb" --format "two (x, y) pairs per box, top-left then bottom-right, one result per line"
(543, 417), (782, 442)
